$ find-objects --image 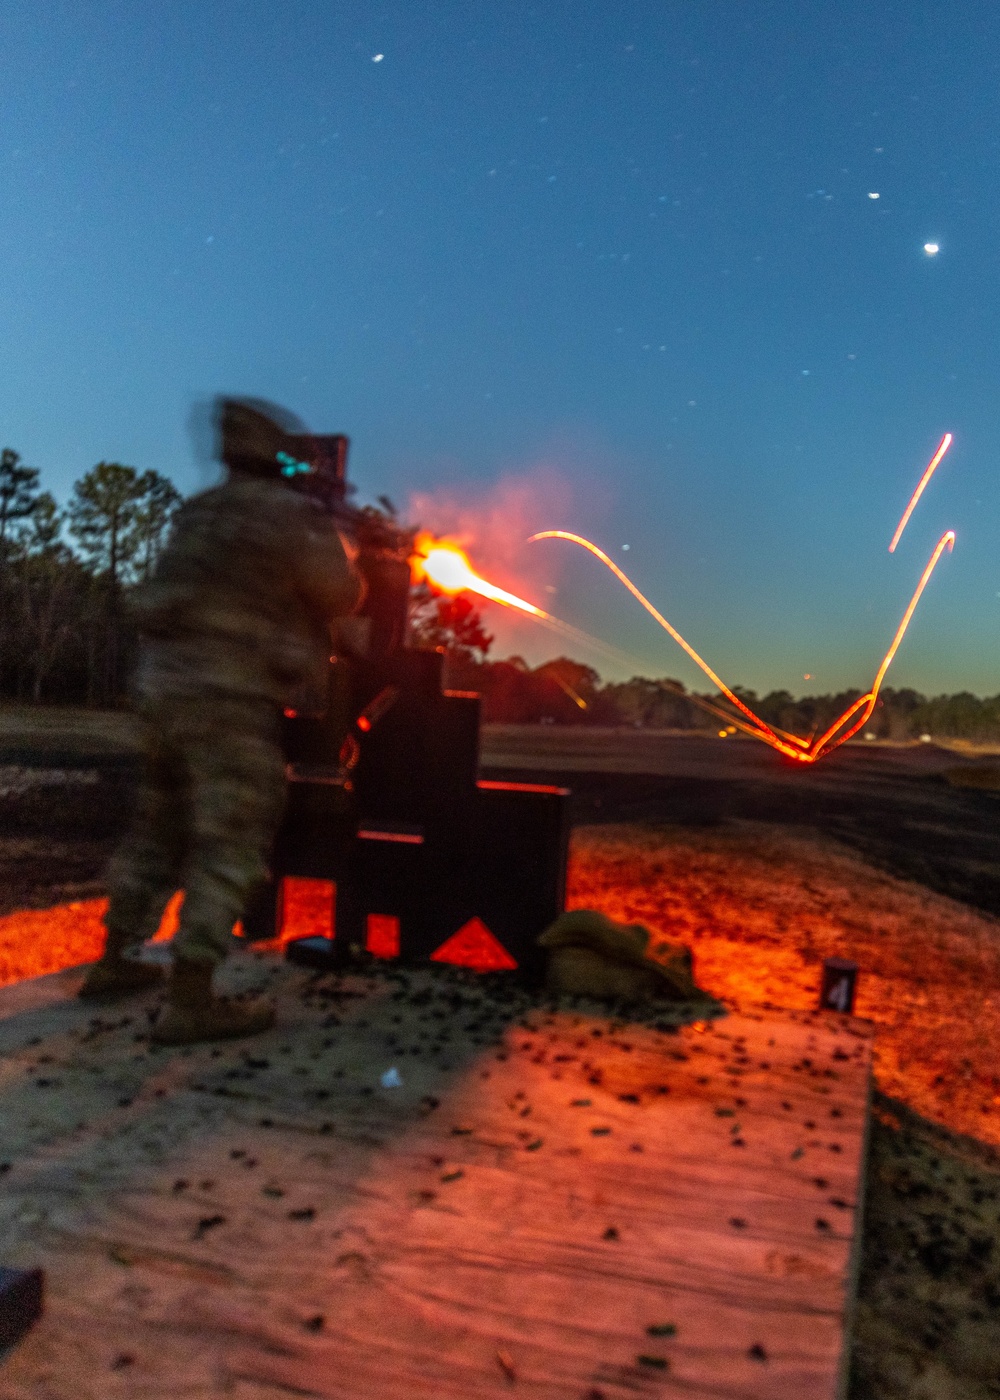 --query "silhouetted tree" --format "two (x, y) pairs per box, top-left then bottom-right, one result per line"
(0, 448), (42, 547)
(409, 583), (493, 663)
(68, 462), (146, 589)
(0, 448), (45, 692)
(68, 463), (181, 702)
(15, 494), (86, 701)
(131, 470), (183, 580)
(533, 658), (600, 722)
(599, 676), (702, 729)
